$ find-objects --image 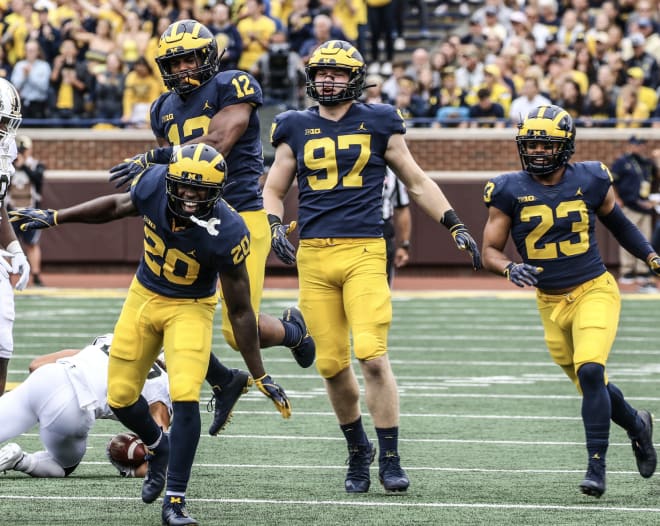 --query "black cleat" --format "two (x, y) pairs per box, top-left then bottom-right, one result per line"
(629, 409), (657, 478)
(142, 433), (169, 504)
(283, 307), (315, 368)
(162, 496), (198, 526)
(208, 369), (253, 436)
(579, 460), (606, 498)
(345, 442), (376, 493)
(379, 452), (410, 493)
